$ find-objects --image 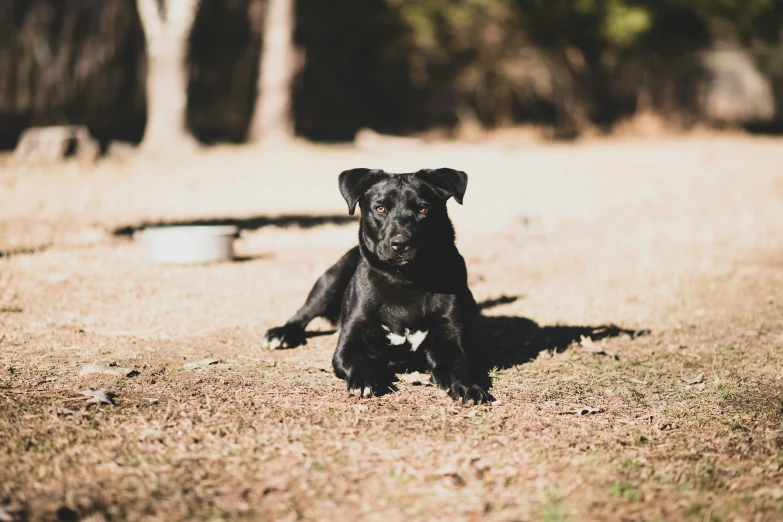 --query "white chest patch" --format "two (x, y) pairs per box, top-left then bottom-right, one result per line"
(381, 325), (428, 351)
